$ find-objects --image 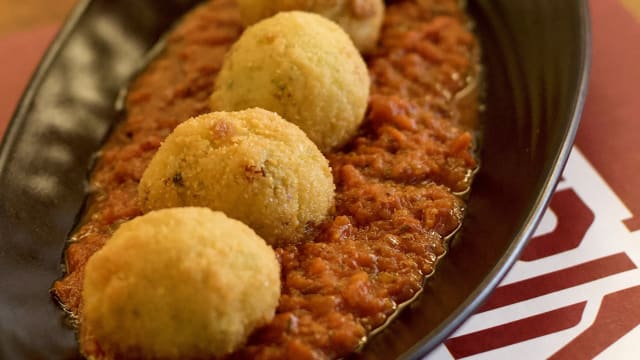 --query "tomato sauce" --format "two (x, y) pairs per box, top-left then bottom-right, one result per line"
(52, 0), (479, 358)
